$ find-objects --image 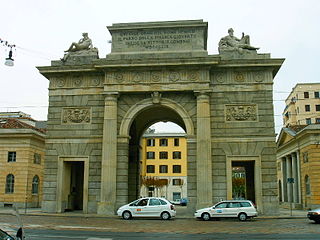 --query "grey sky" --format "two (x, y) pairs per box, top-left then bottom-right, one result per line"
(1, 0), (319, 134)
